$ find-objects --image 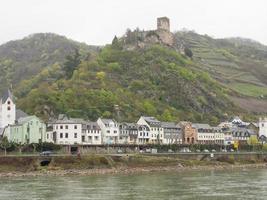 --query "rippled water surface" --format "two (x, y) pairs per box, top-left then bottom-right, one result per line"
(0, 169), (267, 200)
